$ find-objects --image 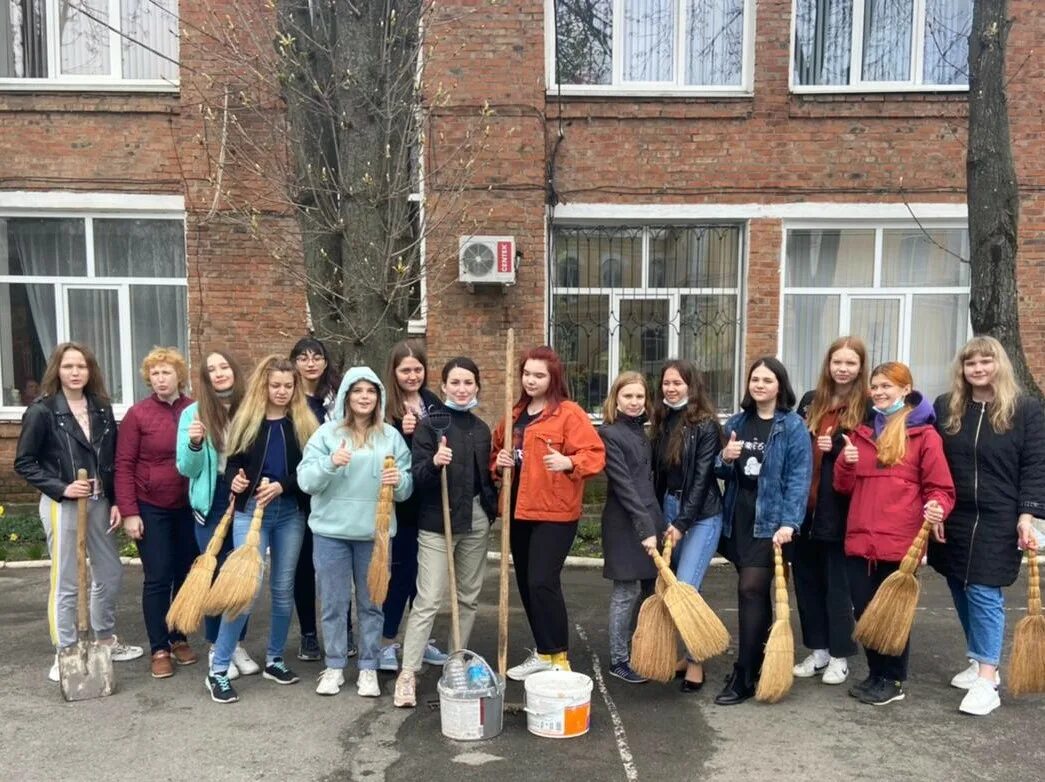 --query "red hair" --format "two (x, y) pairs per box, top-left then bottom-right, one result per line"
(515, 346), (570, 413)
